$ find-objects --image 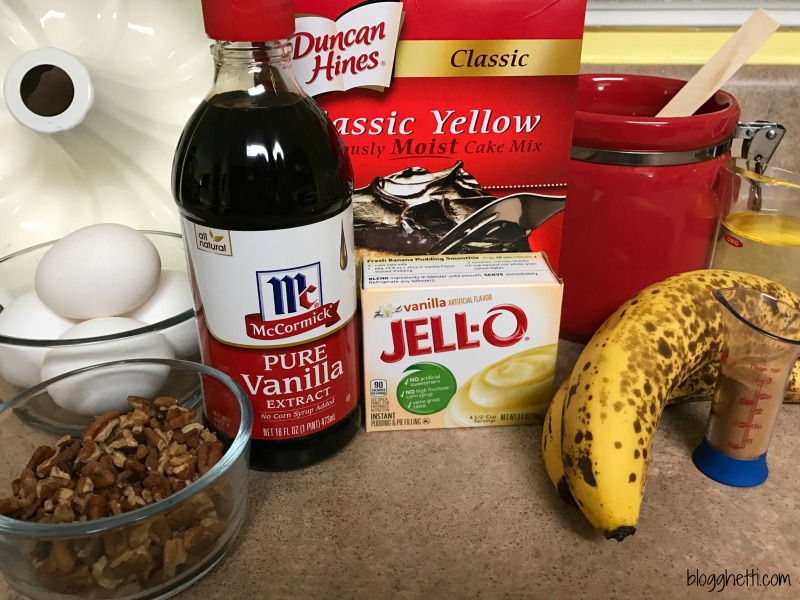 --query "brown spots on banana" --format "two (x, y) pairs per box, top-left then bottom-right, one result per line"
(577, 455), (597, 487)
(557, 477), (576, 506)
(555, 271), (800, 538)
